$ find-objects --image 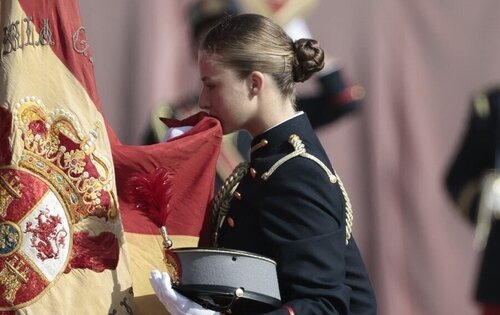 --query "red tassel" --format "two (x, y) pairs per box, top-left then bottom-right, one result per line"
(124, 167), (174, 226)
